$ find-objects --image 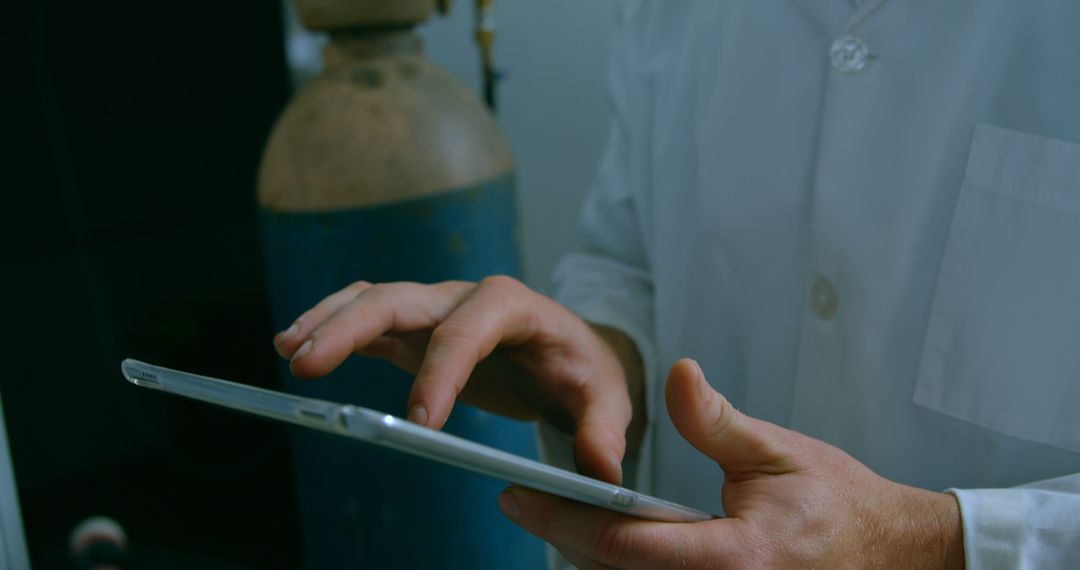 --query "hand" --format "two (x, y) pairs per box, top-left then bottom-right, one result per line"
(498, 359), (966, 569)
(272, 277), (644, 483)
